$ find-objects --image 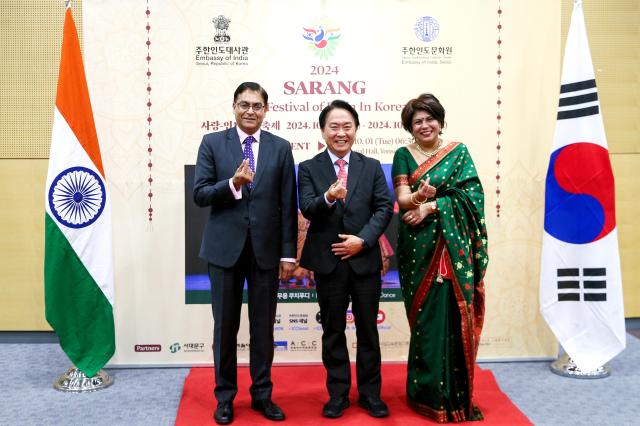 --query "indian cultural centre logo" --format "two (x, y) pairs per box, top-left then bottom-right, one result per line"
(302, 23), (341, 60)
(414, 16), (439, 42)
